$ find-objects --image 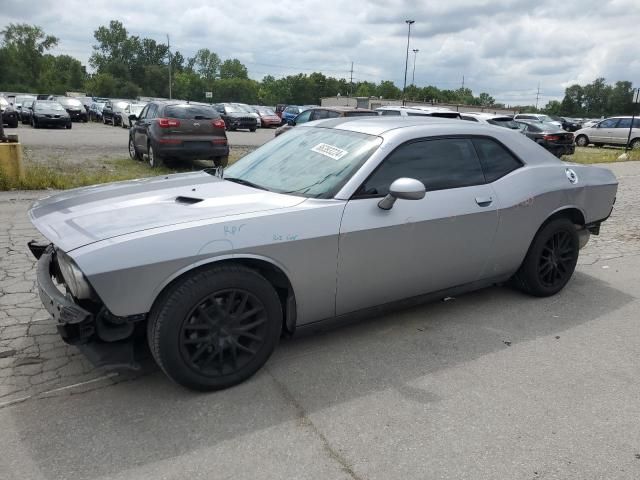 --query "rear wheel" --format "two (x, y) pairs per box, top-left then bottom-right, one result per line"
(147, 265), (282, 391)
(513, 218), (579, 297)
(129, 137), (141, 161)
(66, 123), (72, 129)
(214, 156), (229, 168)
(250, 128), (257, 132)
(575, 135), (589, 147)
(148, 142), (162, 168)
